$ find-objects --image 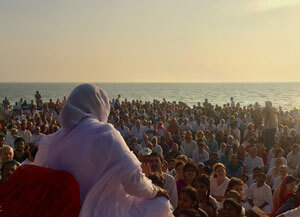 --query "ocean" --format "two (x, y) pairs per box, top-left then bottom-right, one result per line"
(1, 82), (300, 110)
